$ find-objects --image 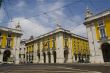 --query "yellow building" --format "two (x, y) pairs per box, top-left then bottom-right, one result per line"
(25, 25), (89, 63)
(0, 25), (22, 64)
(84, 8), (110, 63)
